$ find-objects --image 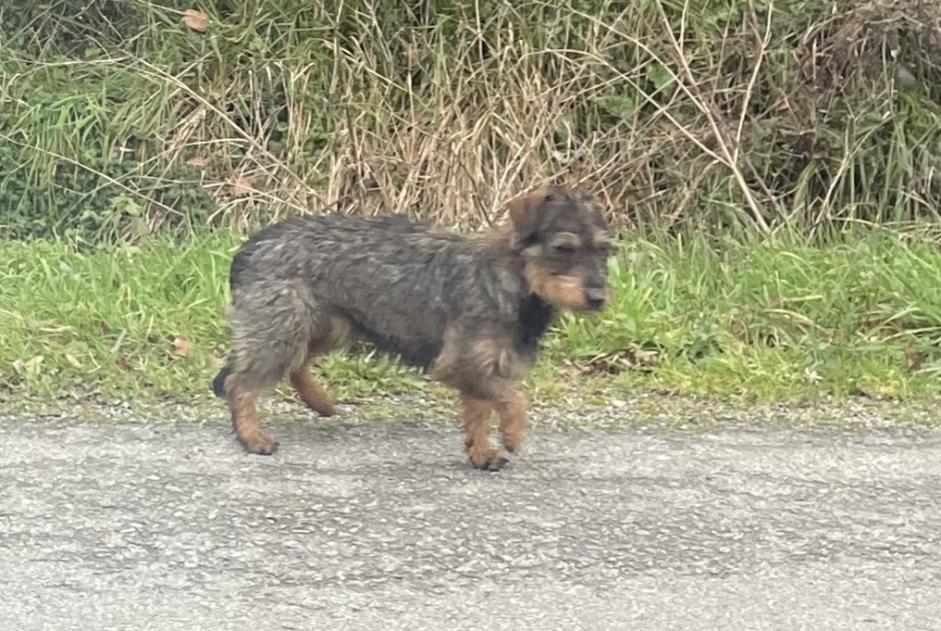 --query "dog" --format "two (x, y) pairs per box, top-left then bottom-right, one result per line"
(212, 187), (612, 470)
